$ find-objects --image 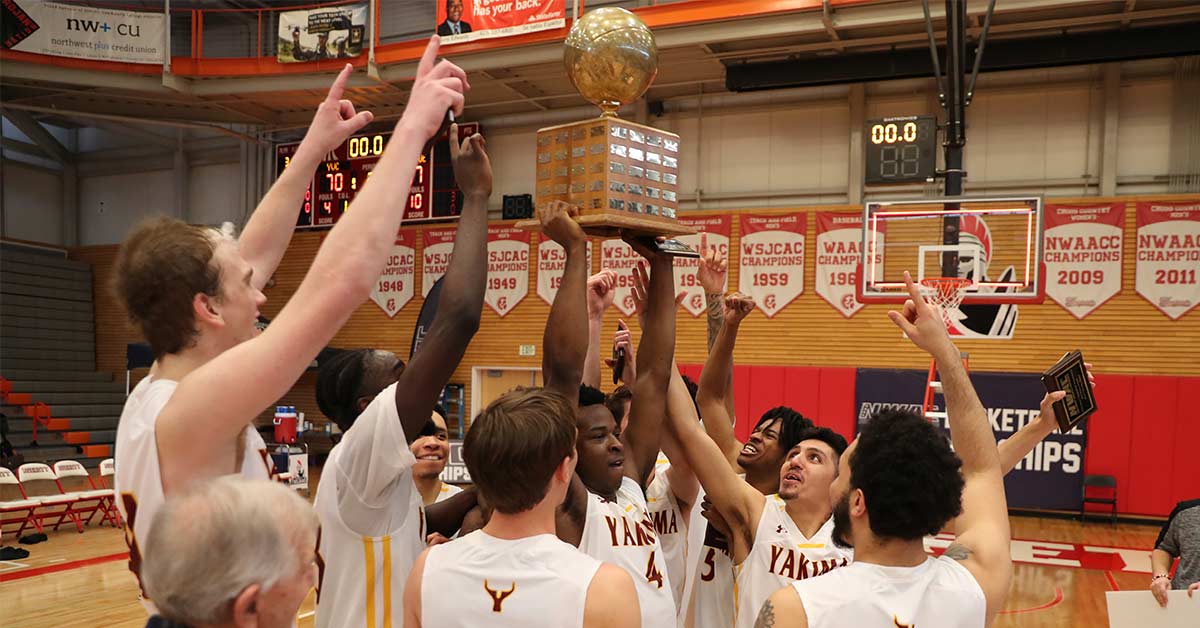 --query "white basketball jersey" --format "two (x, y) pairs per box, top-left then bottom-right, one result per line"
(113, 377), (273, 614)
(791, 556), (986, 628)
(733, 496), (851, 628)
(646, 461), (687, 610)
(421, 531), (603, 627)
(434, 482), (464, 503)
(579, 476), (677, 626)
(314, 384), (425, 628)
